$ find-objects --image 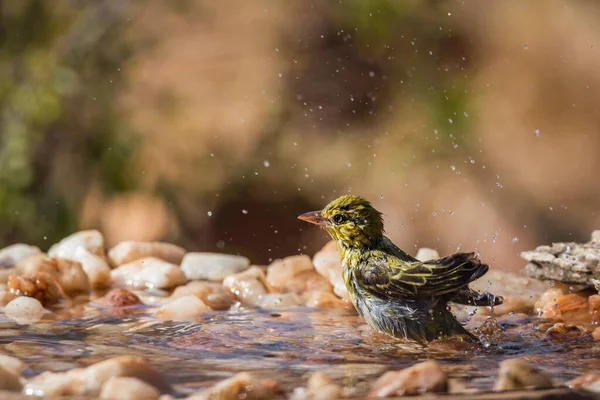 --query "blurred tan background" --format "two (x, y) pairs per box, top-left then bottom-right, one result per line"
(1, 0), (599, 270)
